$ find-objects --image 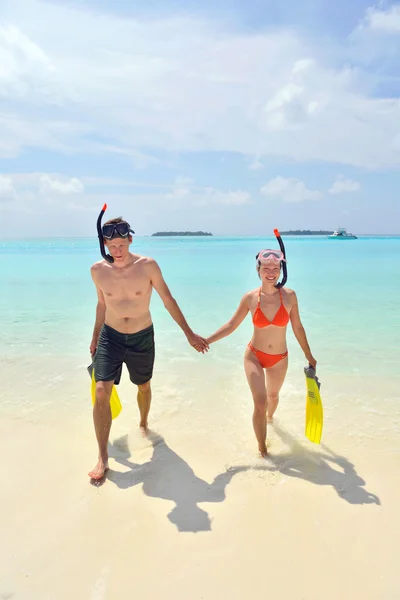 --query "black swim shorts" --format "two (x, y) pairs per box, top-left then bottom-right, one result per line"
(94, 323), (155, 386)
